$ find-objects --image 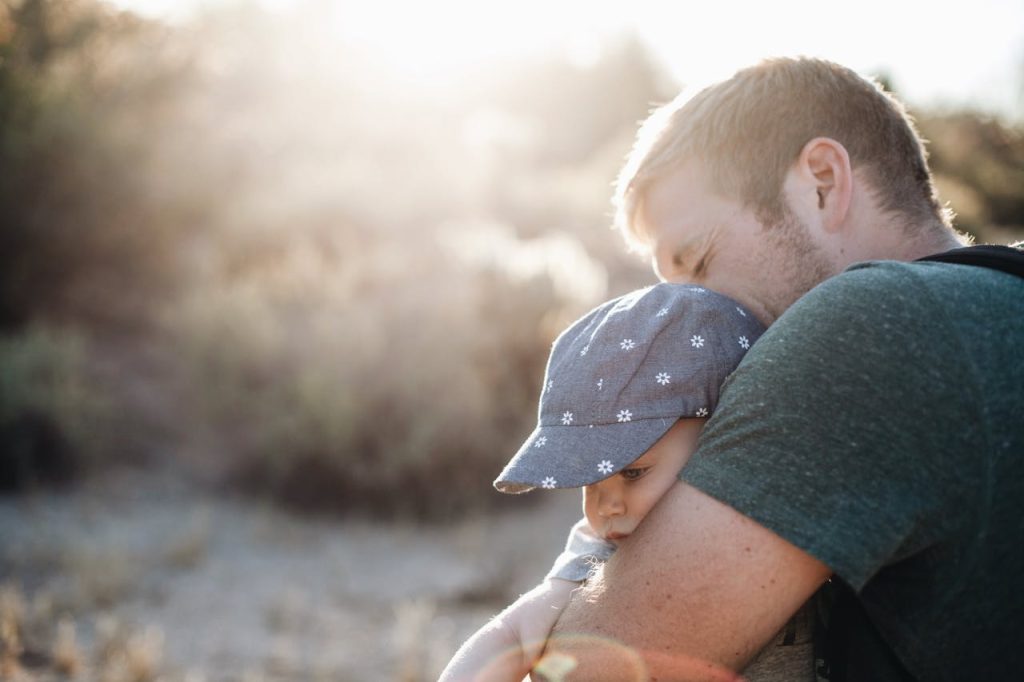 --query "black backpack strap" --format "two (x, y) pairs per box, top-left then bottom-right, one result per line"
(814, 580), (917, 682)
(915, 244), (1024, 279)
